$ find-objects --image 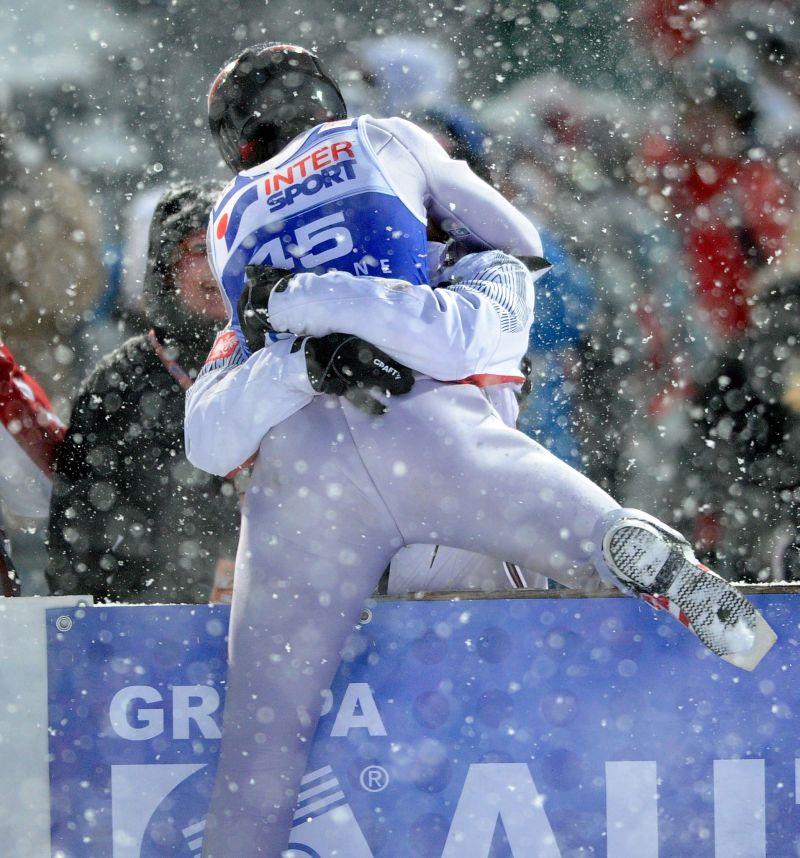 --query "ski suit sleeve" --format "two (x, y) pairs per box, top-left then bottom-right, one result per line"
(184, 217), (316, 477)
(267, 251), (540, 380)
(377, 116), (544, 258)
(184, 331), (315, 477)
